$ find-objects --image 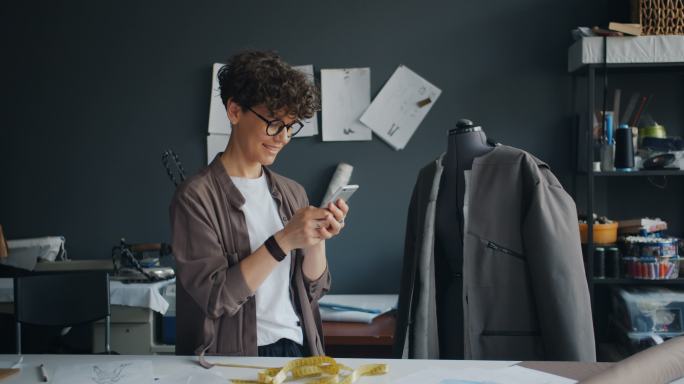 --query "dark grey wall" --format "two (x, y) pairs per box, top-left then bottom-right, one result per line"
(2, 1), (610, 293)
